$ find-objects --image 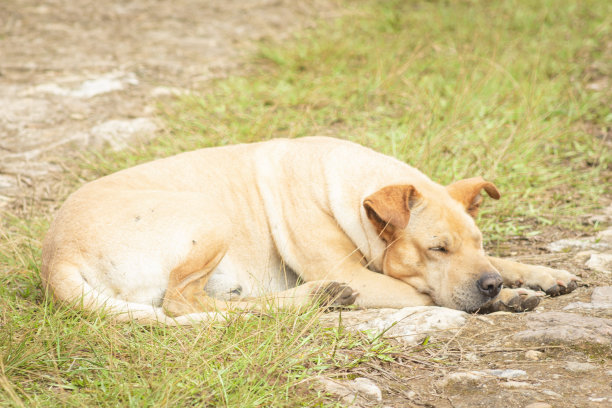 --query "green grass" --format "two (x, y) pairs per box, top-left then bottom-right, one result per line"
(1, 0), (611, 406)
